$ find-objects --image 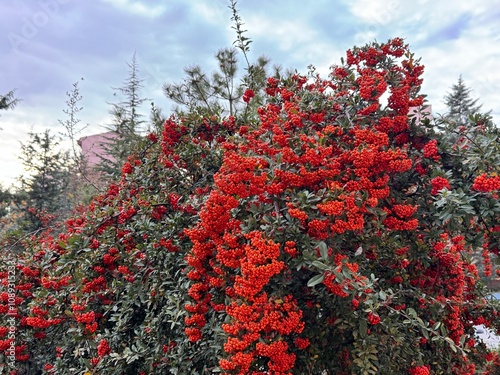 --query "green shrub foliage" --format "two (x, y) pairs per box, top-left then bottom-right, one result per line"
(1, 39), (499, 375)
